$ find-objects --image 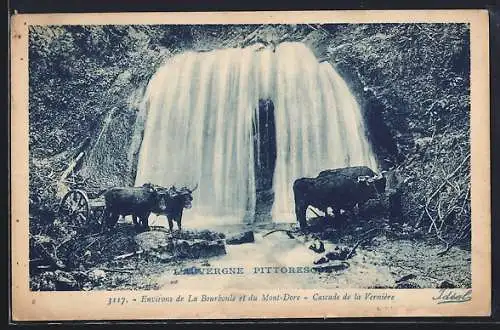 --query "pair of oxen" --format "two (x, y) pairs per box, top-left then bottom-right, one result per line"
(100, 183), (197, 232)
(293, 166), (389, 229)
